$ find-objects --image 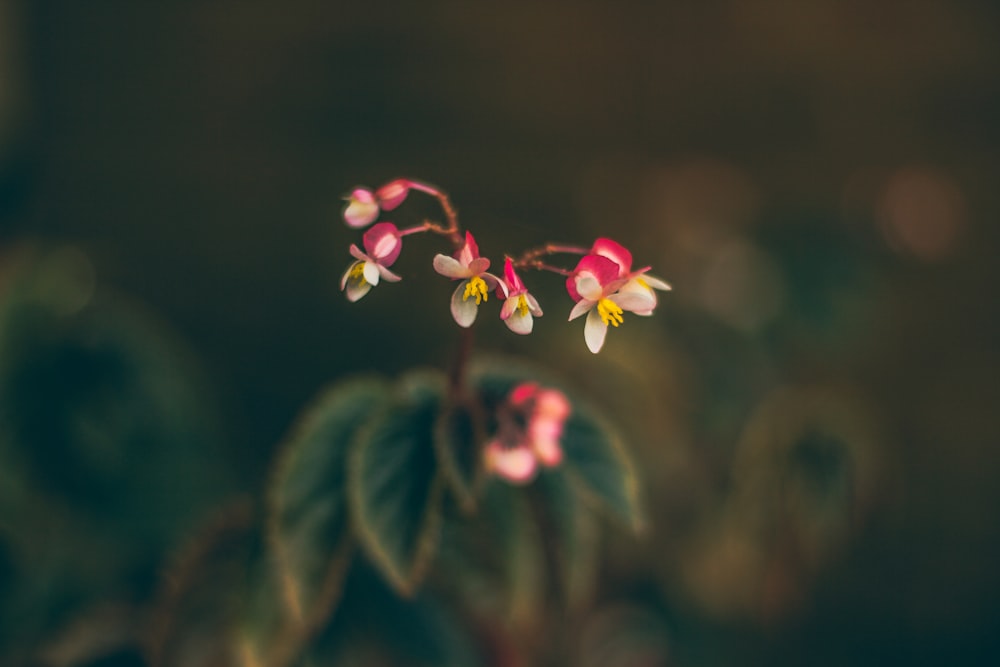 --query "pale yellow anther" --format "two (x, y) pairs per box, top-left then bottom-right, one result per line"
(463, 276), (489, 305)
(516, 294), (529, 317)
(597, 298), (624, 327)
(636, 277), (649, 289)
